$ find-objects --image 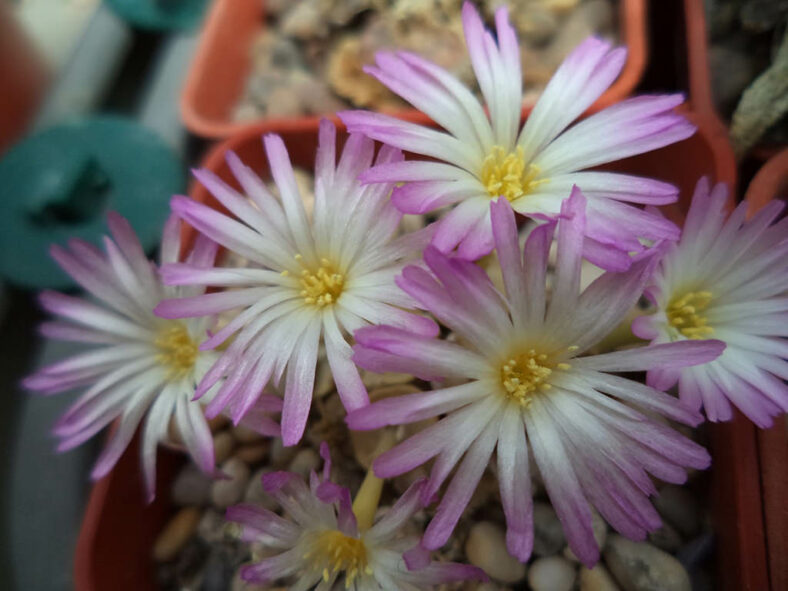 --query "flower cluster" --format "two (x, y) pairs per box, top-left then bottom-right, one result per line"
(26, 1), (786, 587)
(227, 443), (486, 589)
